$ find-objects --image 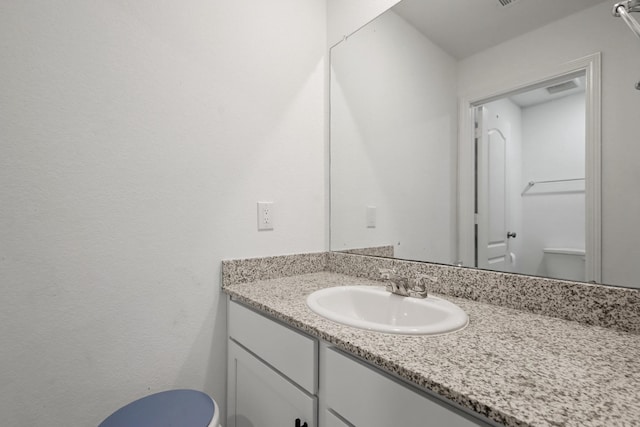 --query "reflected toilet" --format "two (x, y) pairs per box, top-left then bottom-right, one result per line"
(542, 248), (586, 282)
